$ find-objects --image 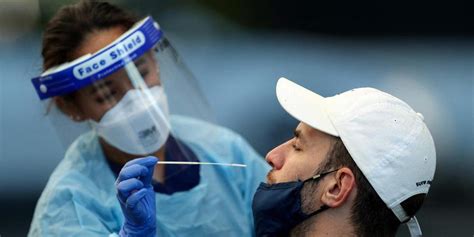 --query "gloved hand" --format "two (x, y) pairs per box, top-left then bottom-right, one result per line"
(116, 156), (158, 237)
